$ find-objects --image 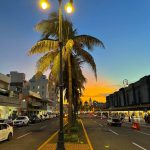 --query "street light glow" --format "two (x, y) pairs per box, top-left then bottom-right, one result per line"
(41, 2), (48, 9)
(39, 0), (50, 10)
(65, 2), (74, 14)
